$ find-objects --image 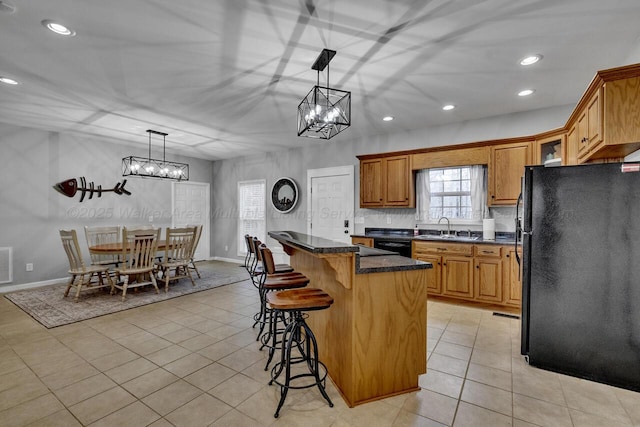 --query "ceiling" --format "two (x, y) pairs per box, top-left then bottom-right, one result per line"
(1, 0), (639, 160)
